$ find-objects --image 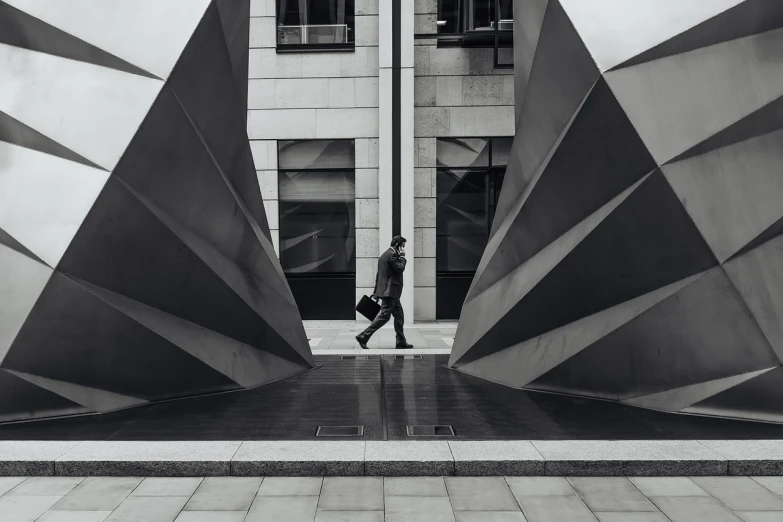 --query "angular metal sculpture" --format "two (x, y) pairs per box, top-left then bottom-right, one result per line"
(451, 0), (783, 423)
(0, 0), (313, 422)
